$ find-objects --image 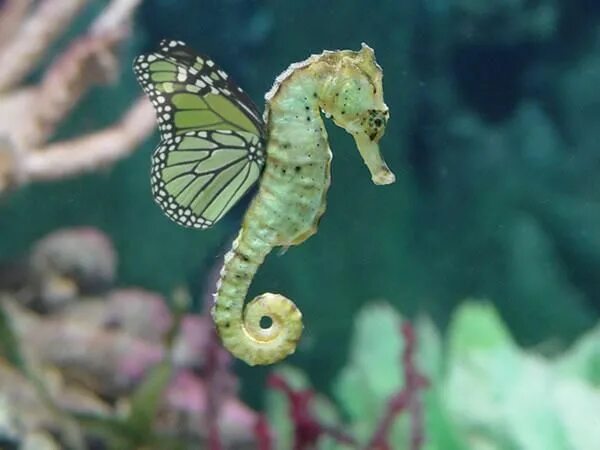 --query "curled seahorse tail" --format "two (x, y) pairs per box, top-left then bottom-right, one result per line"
(212, 228), (303, 366)
(242, 292), (302, 365)
(213, 287), (303, 366)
